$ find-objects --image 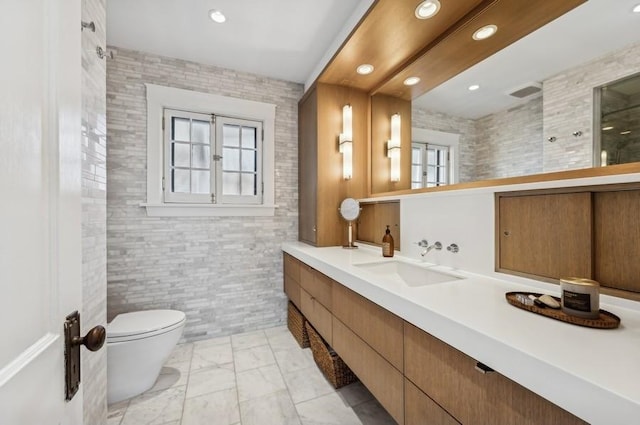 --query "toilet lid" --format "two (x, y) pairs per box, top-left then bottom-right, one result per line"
(107, 310), (186, 339)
